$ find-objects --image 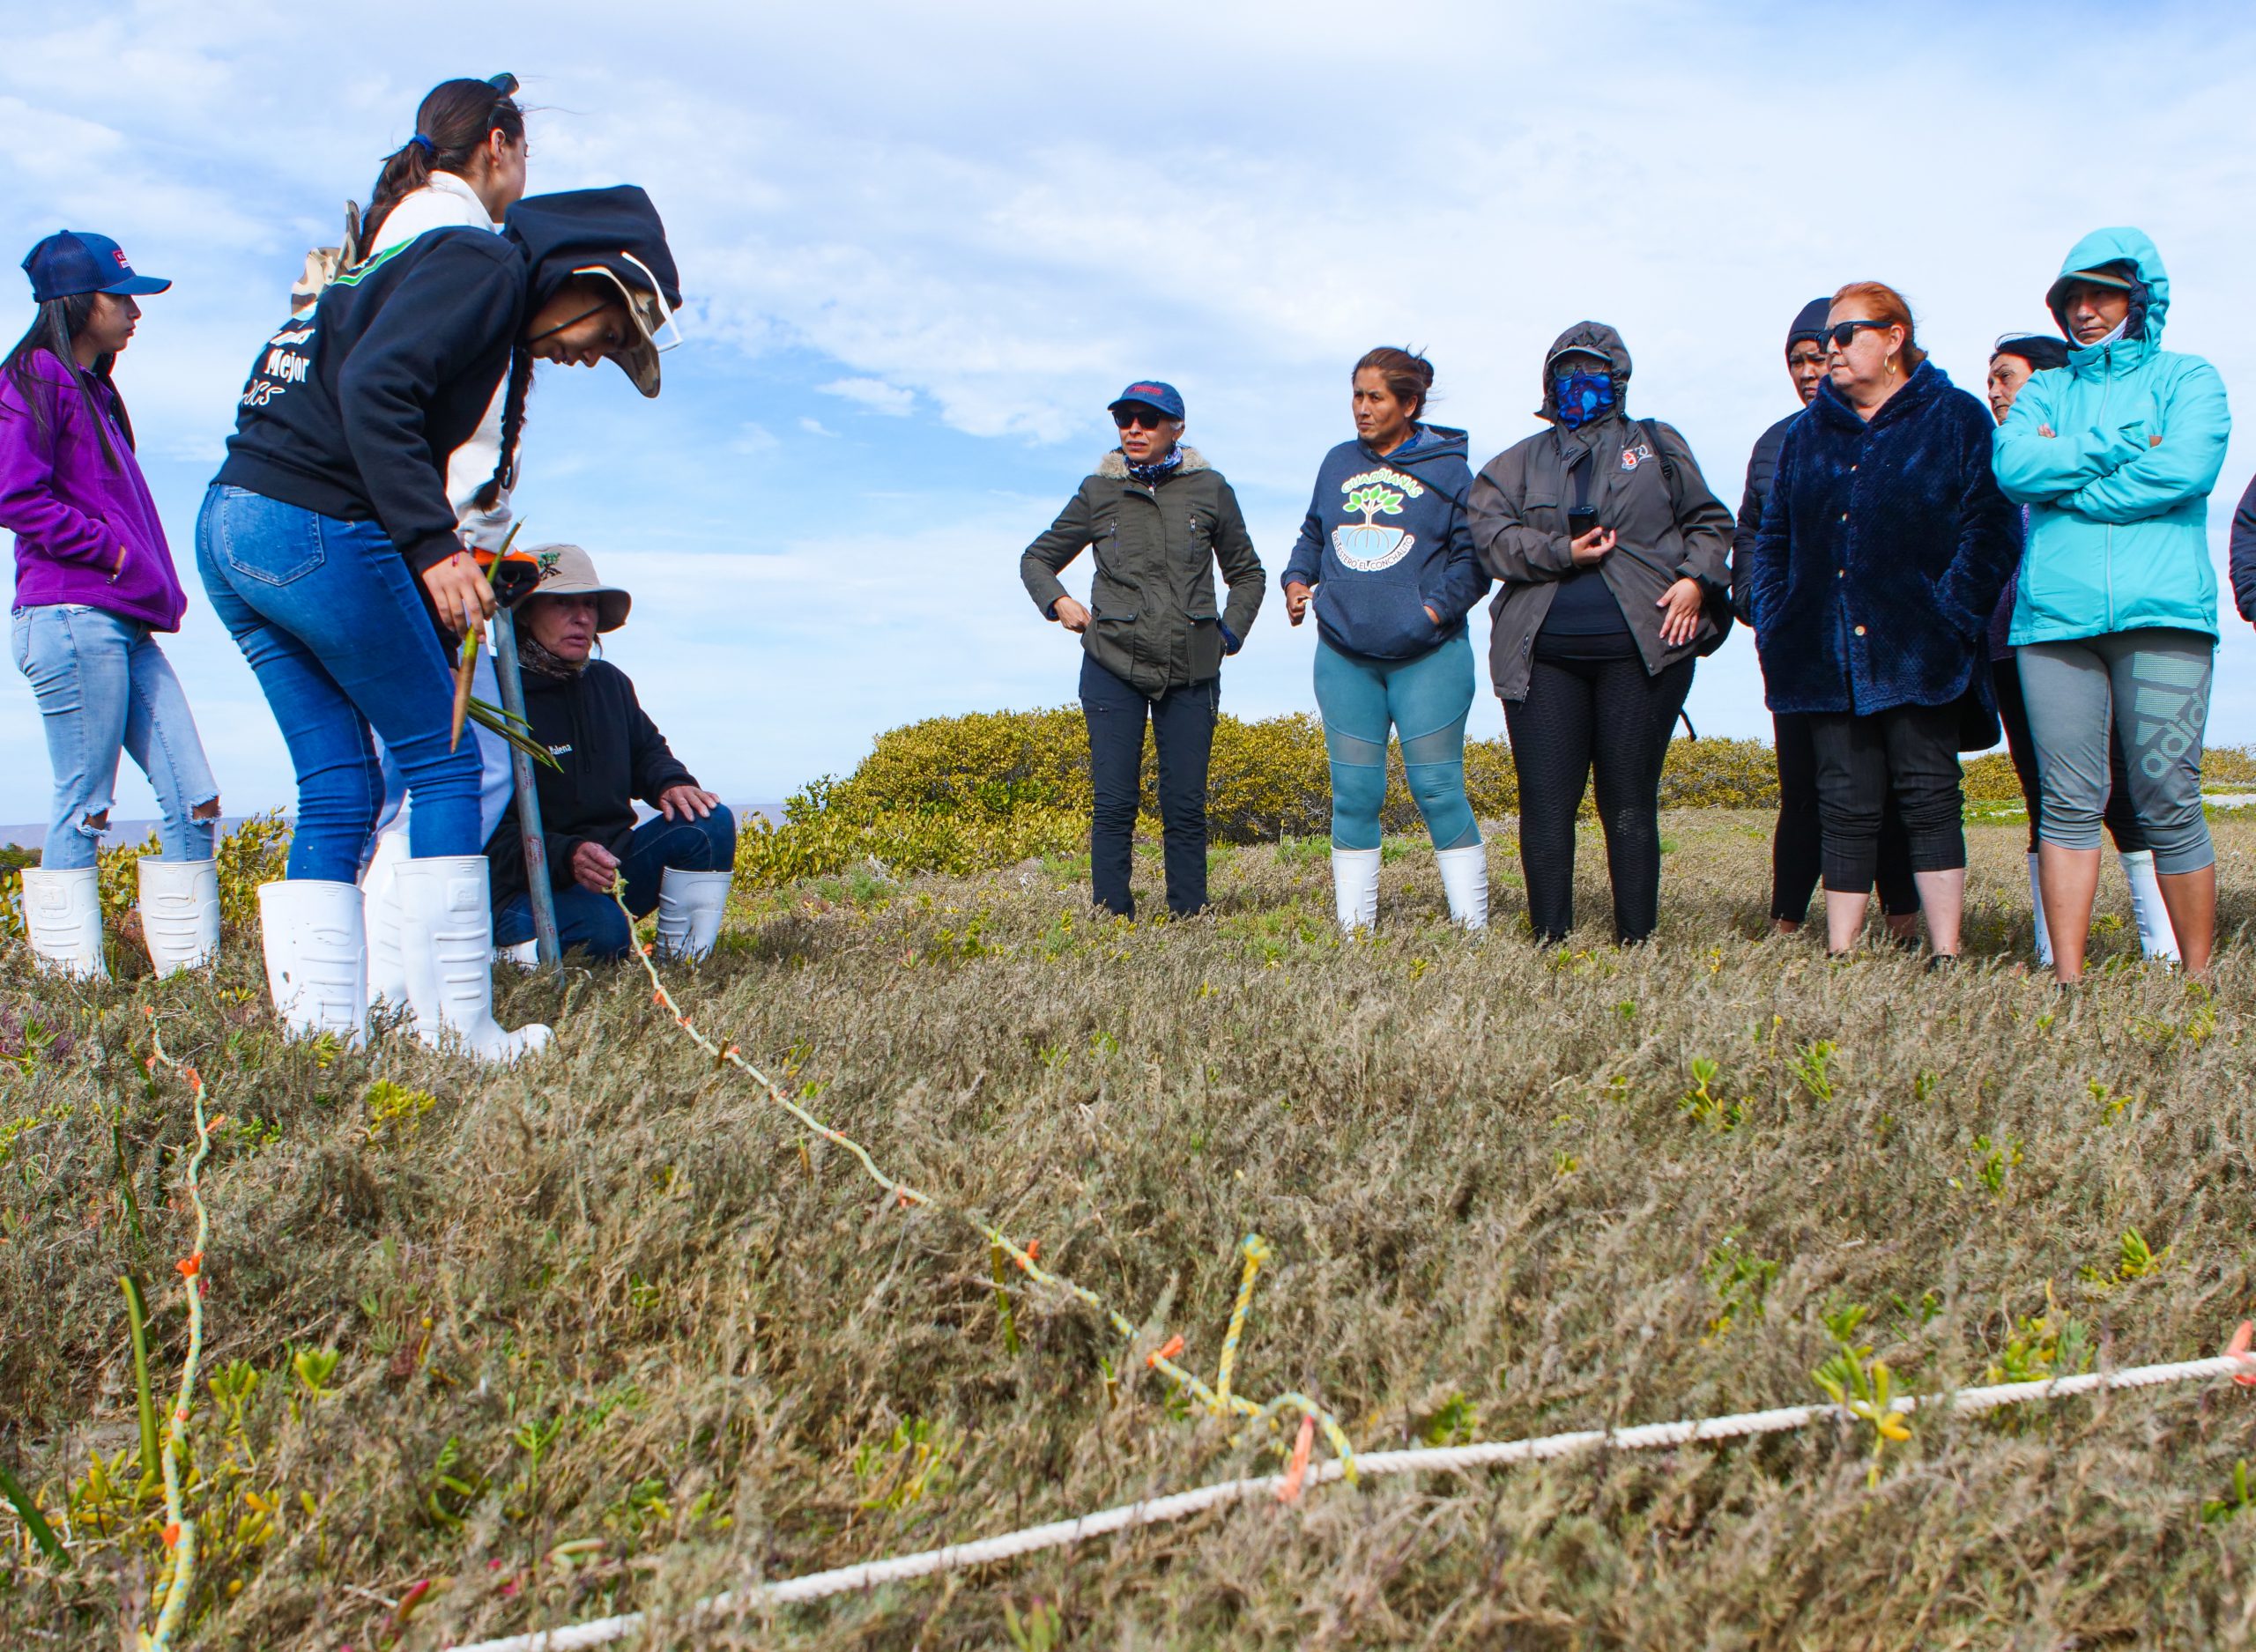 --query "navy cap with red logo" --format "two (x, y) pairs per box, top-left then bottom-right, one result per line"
(21, 231), (173, 304)
(1107, 380), (1184, 421)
